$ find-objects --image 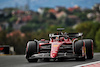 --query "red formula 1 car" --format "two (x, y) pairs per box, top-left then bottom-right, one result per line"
(25, 28), (93, 62)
